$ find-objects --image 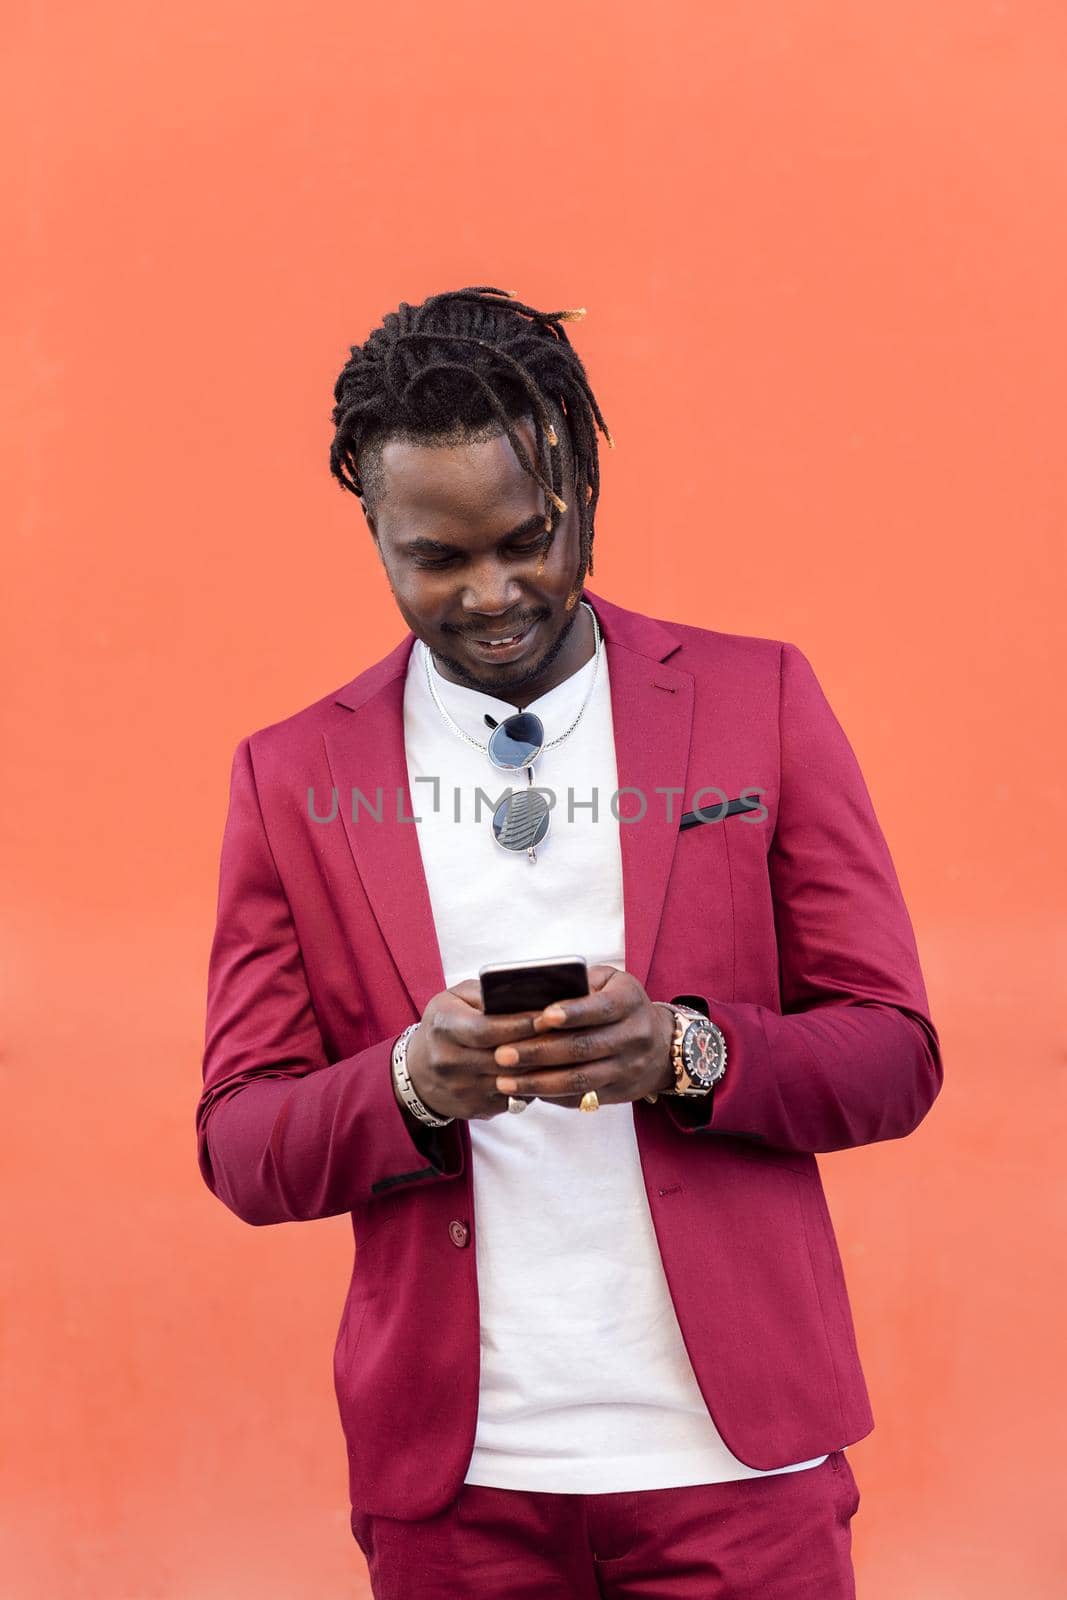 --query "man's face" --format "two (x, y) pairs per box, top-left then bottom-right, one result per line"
(363, 414), (587, 699)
